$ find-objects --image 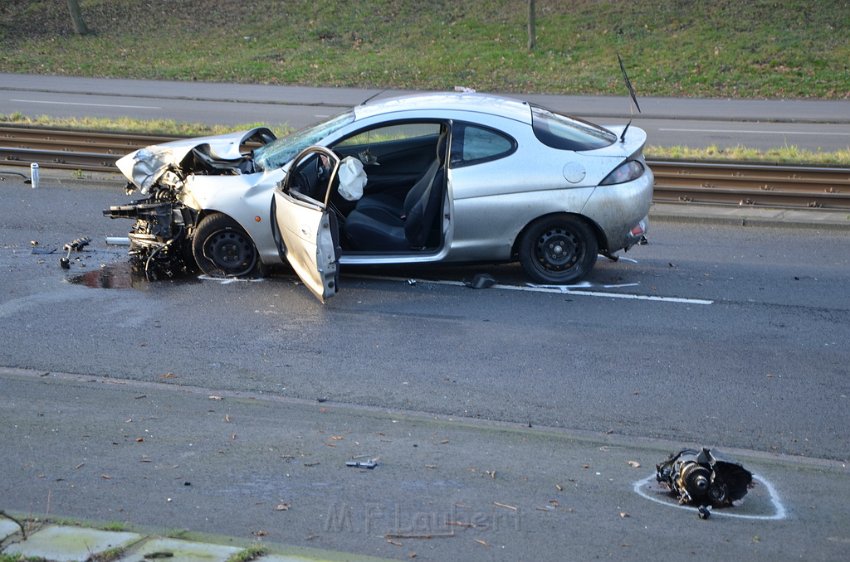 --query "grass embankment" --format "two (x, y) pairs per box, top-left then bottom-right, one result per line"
(2, 0), (848, 99)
